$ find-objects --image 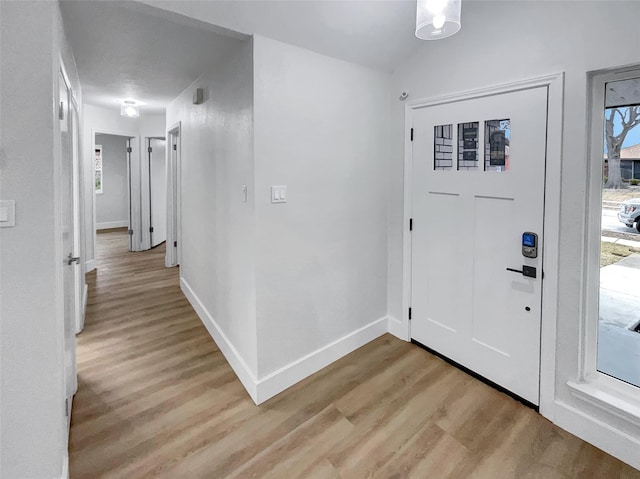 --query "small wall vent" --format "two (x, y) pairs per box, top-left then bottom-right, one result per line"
(193, 88), (204, 105)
